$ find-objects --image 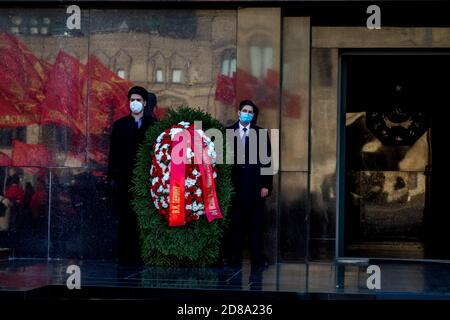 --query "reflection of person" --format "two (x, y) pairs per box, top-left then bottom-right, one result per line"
(4, 174), (24, 232)
(0, 195), (12, 232)
(108, 86), (156, 263)
(226, 100), (273, 267)
(30, 178), (47, 221)
(226, 264), (265, 291)
(5, 174), (24, 207)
